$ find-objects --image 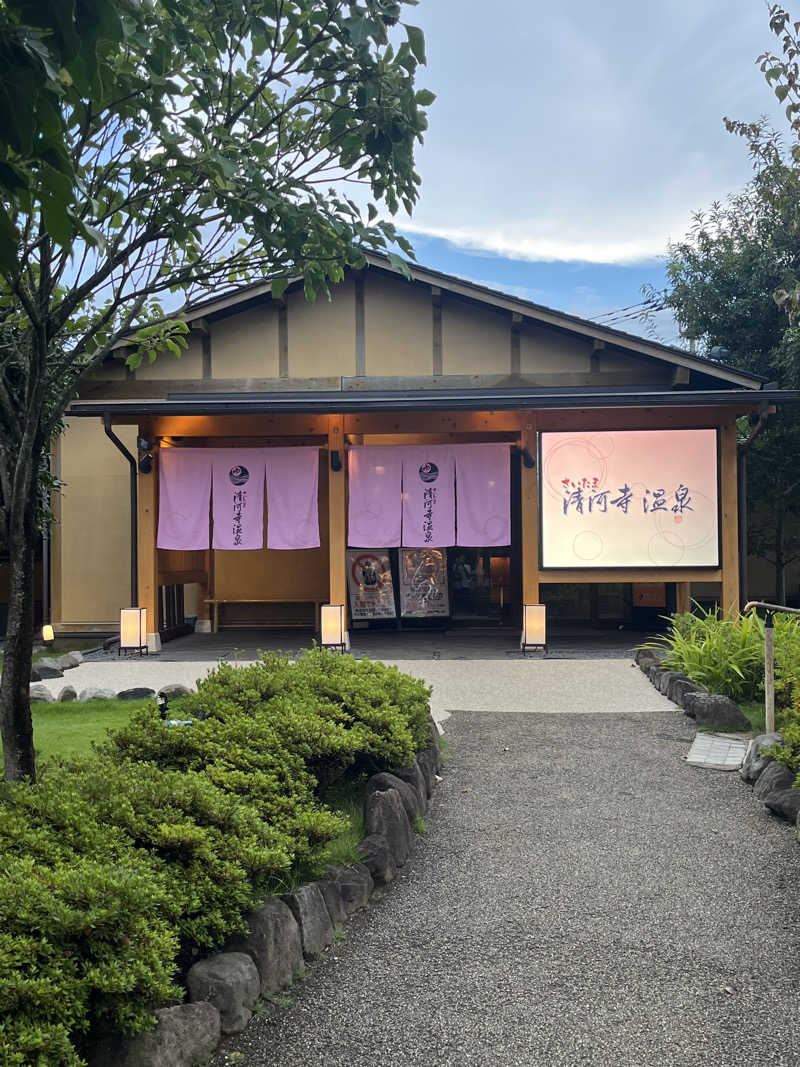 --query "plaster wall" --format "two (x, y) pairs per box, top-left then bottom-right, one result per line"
(364, 273), (431, 376)
(211, 306), (279, 378)
(287, 278), (355, 377)
(441, 298), (510, 375)
(55, 417), (135, 626)
(136, 333), (205, 380)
